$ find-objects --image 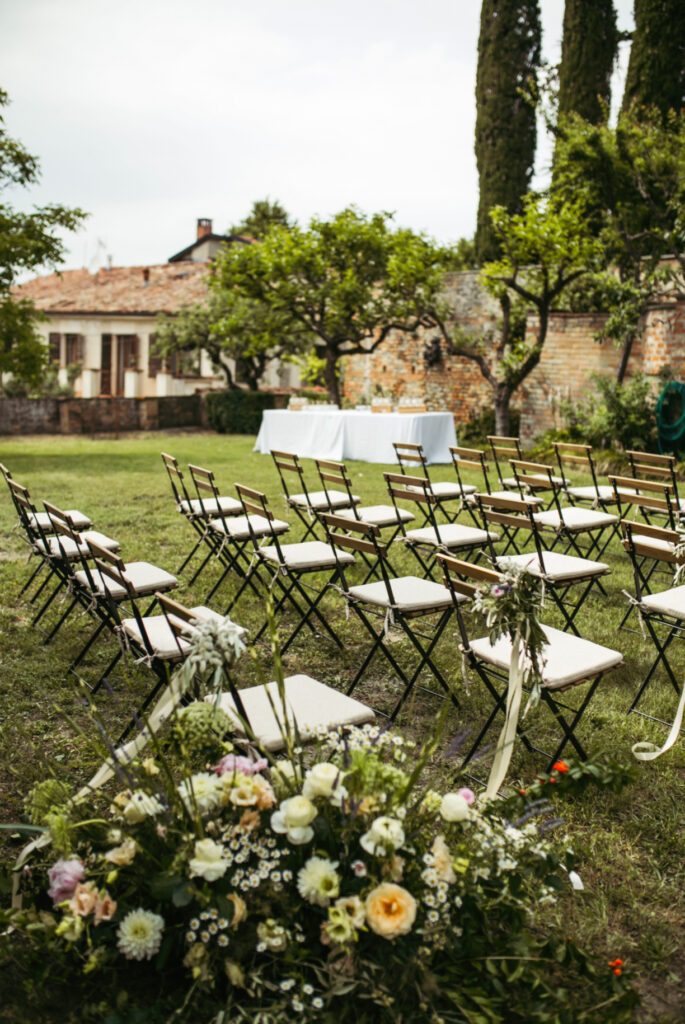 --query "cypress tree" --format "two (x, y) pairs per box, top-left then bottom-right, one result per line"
(558, 0), (618, 123)
(622, 0), (685, 117)
(474, 0), (541, 264)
